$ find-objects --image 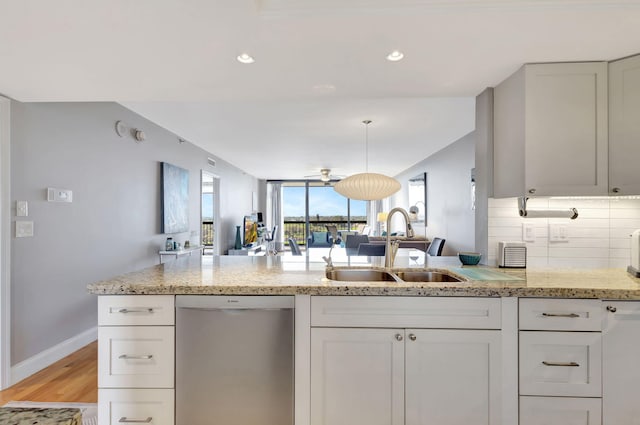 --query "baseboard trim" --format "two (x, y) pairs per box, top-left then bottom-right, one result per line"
(10, 327), (97, 386)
